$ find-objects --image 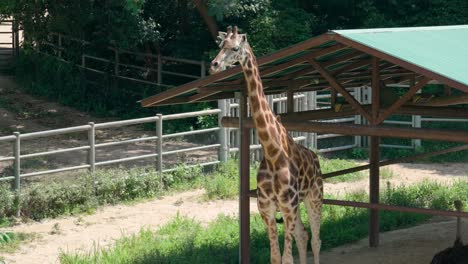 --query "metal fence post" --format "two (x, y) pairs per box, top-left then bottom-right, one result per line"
(300, 92), (308, 147)
(81, 55), (85, 68)
(412, 115), (422, 149)
(114, 49), (119, 76)
(412, 84), (422, 149)
(306, 91), (317, 149)
(201, 60), (206, 78)
(88, 122), (96, 173)
(157, 55), (162, 85)
(13, 132), (21, 217)
(58, 33), (62, 58)
(156, 114), (163, 181)
(218, 100), (228, 162)
(354, 87), (363, 147)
